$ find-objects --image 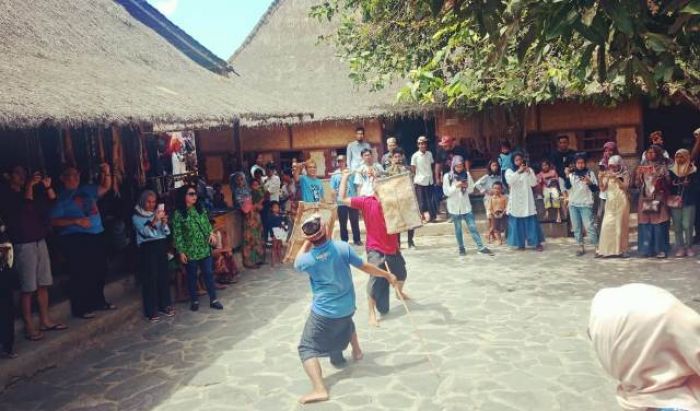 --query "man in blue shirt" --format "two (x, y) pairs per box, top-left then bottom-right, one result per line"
(330, 154), (362, 245)
(346, 127), (372, 172)
(293, 159), (324, 203)
(294, 215), (396, 404)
